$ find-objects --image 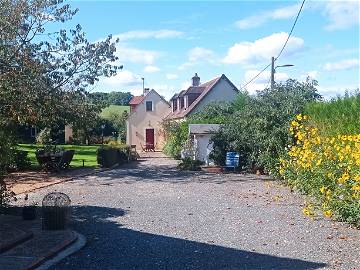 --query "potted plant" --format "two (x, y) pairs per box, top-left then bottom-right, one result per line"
(22, 194), (37, 220)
